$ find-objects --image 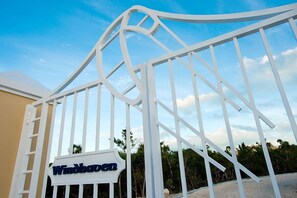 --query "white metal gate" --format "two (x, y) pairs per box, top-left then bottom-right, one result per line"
(10, 3), (297, 198)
